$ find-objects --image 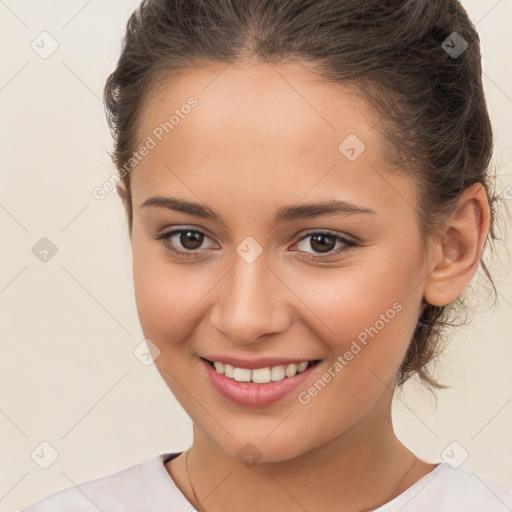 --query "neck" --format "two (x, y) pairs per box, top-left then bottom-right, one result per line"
(172, 402), (433, 512)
